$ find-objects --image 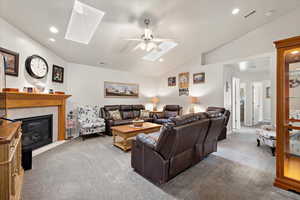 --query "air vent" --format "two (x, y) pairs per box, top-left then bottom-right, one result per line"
(244, 9), (256, 18)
